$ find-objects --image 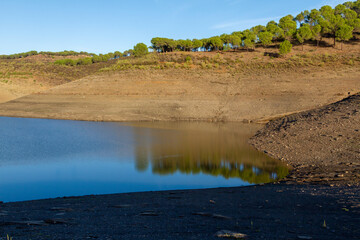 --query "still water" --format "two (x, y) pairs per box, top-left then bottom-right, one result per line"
(0, 117), (288, 202)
